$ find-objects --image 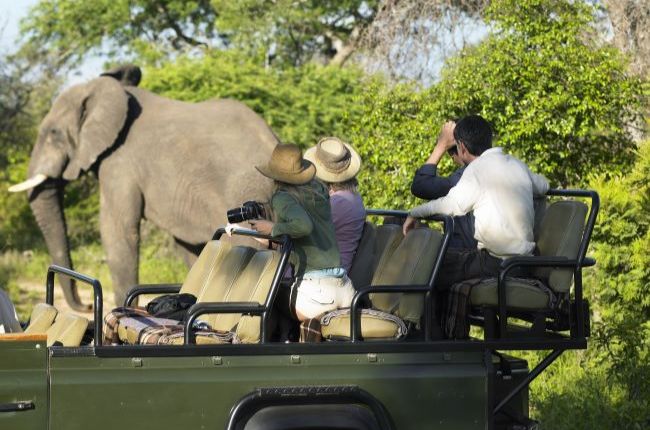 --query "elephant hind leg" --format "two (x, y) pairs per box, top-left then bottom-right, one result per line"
(174, 238), (205, 268)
